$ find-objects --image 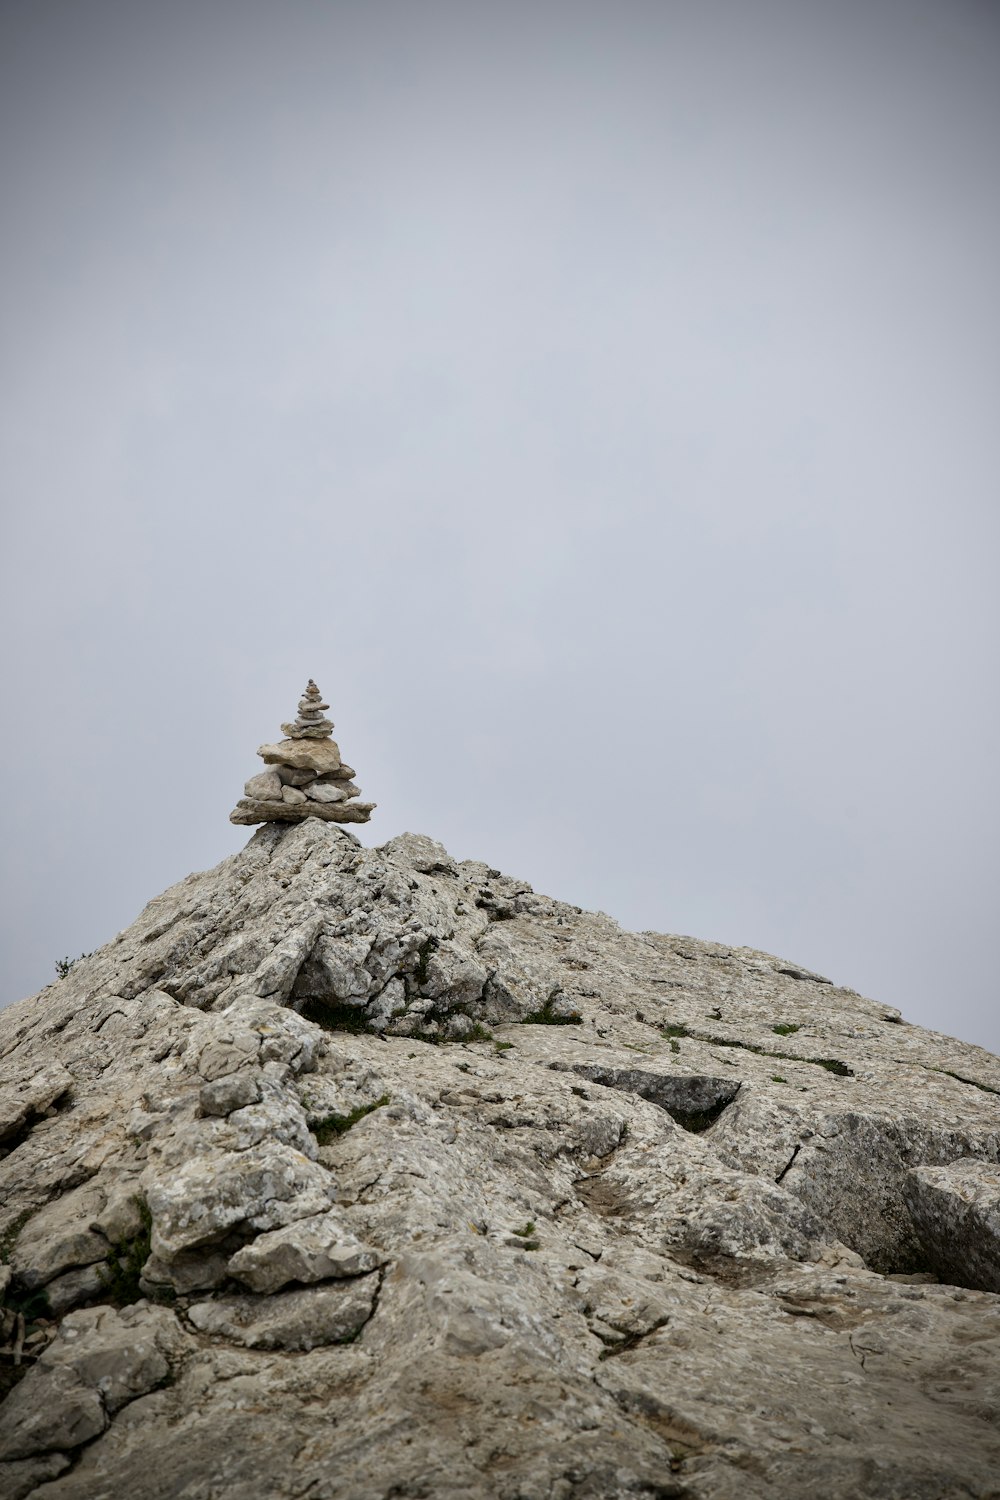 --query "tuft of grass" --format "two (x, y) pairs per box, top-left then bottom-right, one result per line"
(660, 1023), (689, 1055)
(494, 1040), (514, 1053)
(772, 1023), (801, 1036)
(510, 1221), (541, 1250)
(522, 992), (582, 1026)
(299, 998), (374, 1035)
(312, 1093), (390, 1145)
(771, 1075), (787, 1084)
(931, 1067), (1000, 1098)
(99, 1198), (156, 1307)
(412, 937), (439, 987)
(0, 1210), (34, 1265)
(678, 1029), (854, 1079)
(466, 1023), (493, 1043)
